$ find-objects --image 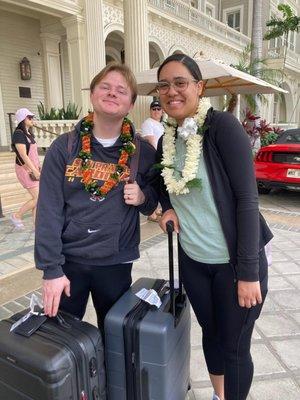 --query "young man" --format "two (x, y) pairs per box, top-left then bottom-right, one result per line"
(35, 63), (158, 330)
